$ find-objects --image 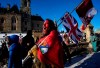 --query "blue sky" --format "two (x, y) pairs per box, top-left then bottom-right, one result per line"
(0, 0), (100, 32)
